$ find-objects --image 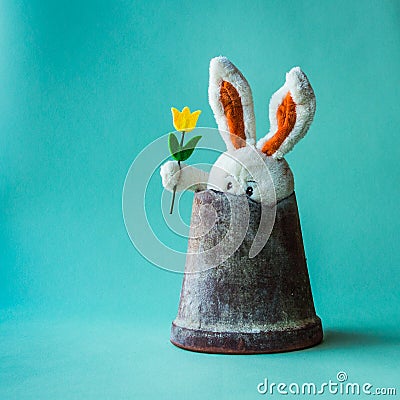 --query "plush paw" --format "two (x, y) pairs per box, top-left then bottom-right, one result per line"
(160, 161), (181, 192)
